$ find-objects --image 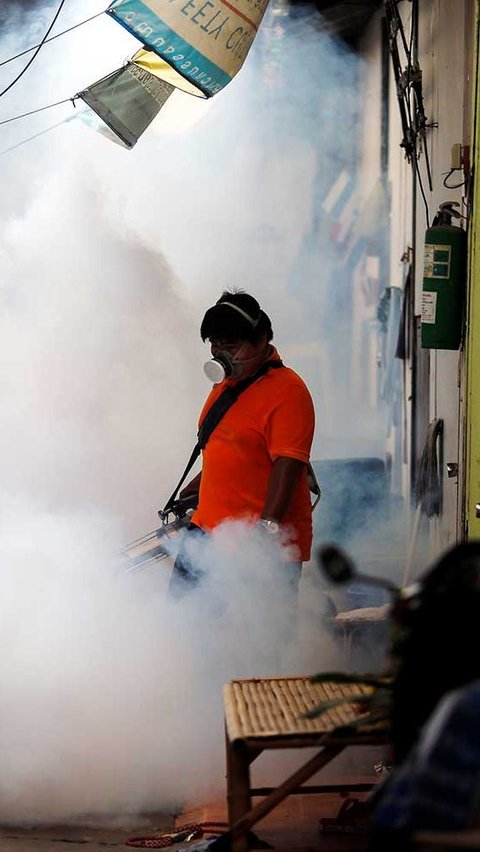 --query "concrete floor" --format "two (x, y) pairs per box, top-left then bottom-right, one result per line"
(0, 784), (374, 852)
(178, 790), (371, 852)
(0, 790), (372, 852)
(0, 812), (174, 852)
